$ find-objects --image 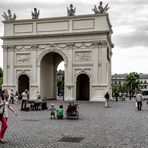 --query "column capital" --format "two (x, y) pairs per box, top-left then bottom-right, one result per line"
(92, 40), (108, 48)
(1, 45), (15, 51)
(31, 44), (38, 50)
